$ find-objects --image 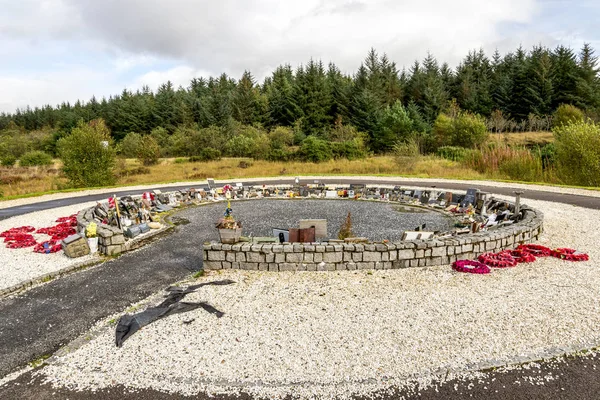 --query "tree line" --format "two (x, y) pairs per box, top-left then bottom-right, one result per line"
(1, 44), (599, 155)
